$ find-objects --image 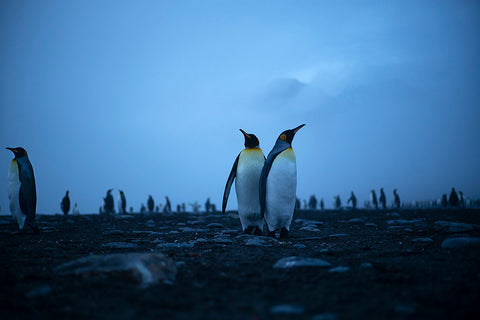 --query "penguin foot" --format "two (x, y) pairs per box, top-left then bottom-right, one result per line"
(280, 228), (288, 239)
(253, 227), (263, 236)
(243, 226), (254, 234)
(267, 230), (277, 238)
